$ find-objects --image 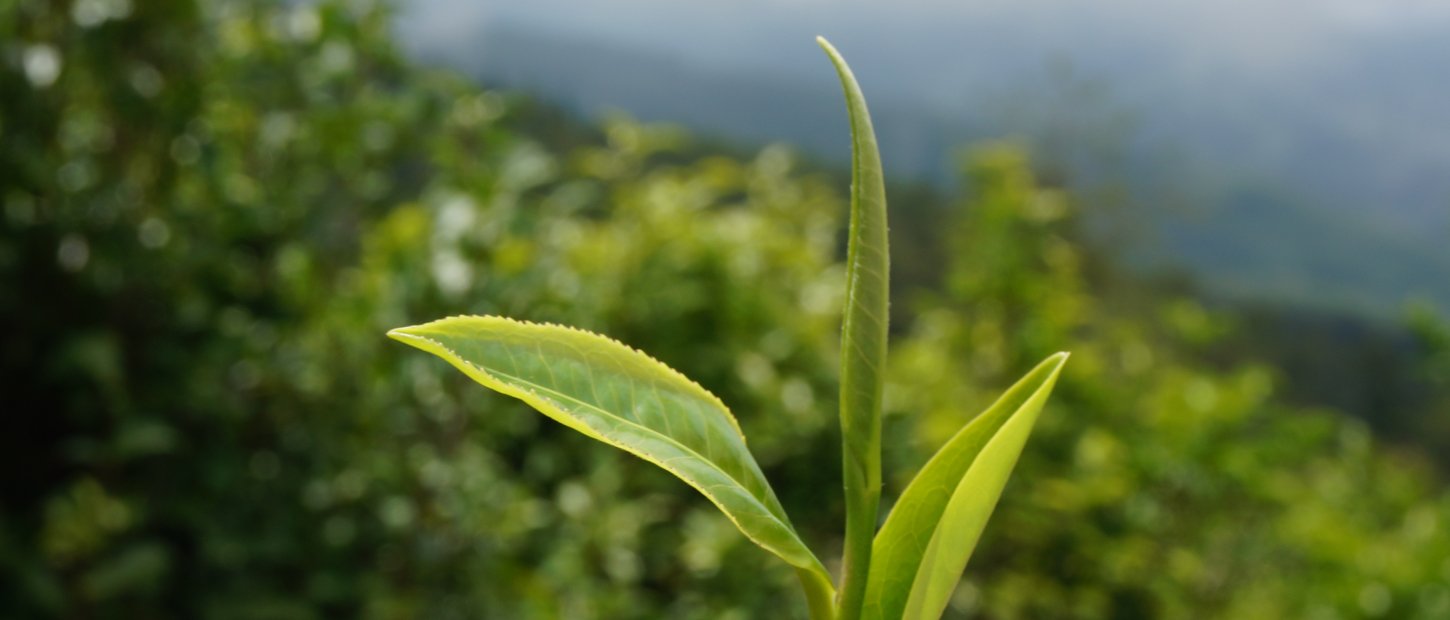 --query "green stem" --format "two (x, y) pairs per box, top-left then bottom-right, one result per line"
(797, 566), (839, 620)
(817, 36), (889, 620)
